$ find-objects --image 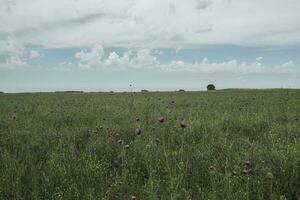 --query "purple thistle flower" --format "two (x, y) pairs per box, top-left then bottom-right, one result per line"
(180, 121), (187, 129)
(135, 128), (141, 136)
(131, 196), (137, 200)
(158, 116), (165, 123)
